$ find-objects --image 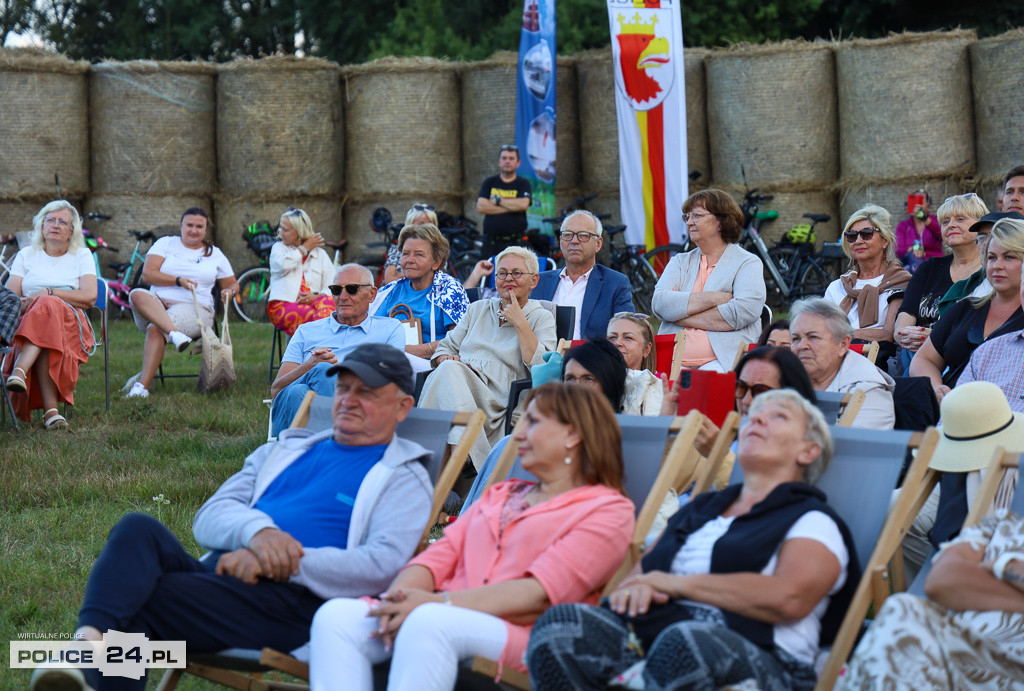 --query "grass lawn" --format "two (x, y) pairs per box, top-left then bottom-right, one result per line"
(1, 315), (292, 689)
